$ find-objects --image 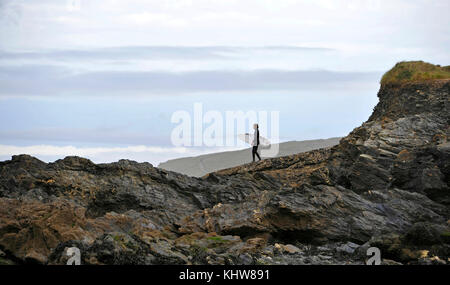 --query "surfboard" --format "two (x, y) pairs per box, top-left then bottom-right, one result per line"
(238, 133), (270, 146)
